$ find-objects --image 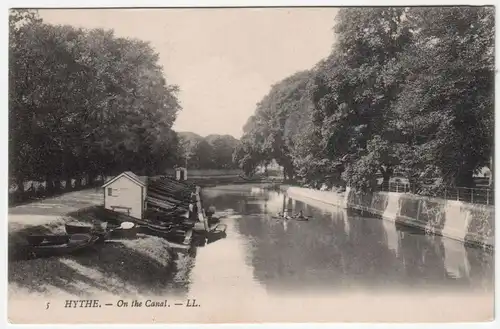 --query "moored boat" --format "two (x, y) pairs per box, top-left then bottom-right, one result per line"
(26, 234), (70, 246)
(65, 222), (93, 234)
(27, 233), (99, 259)
(140, 225), (190, 245)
